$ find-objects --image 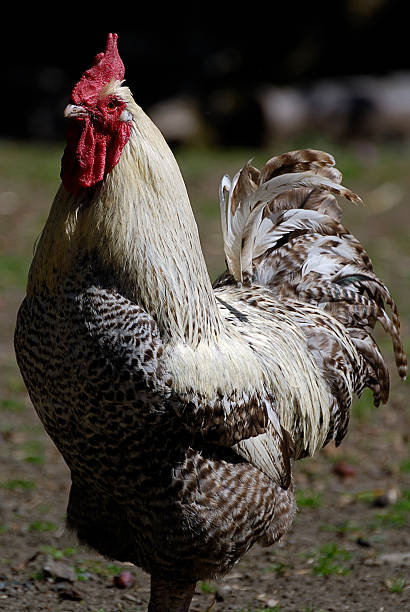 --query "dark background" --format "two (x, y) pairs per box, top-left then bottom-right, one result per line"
(2, 1), (409, 145)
